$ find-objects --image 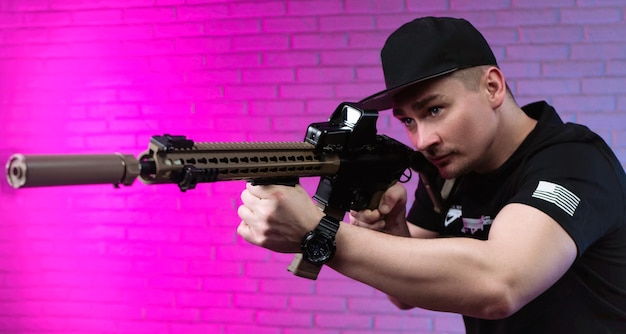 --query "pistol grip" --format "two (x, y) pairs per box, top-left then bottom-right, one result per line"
(287, 254), (321, 280)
